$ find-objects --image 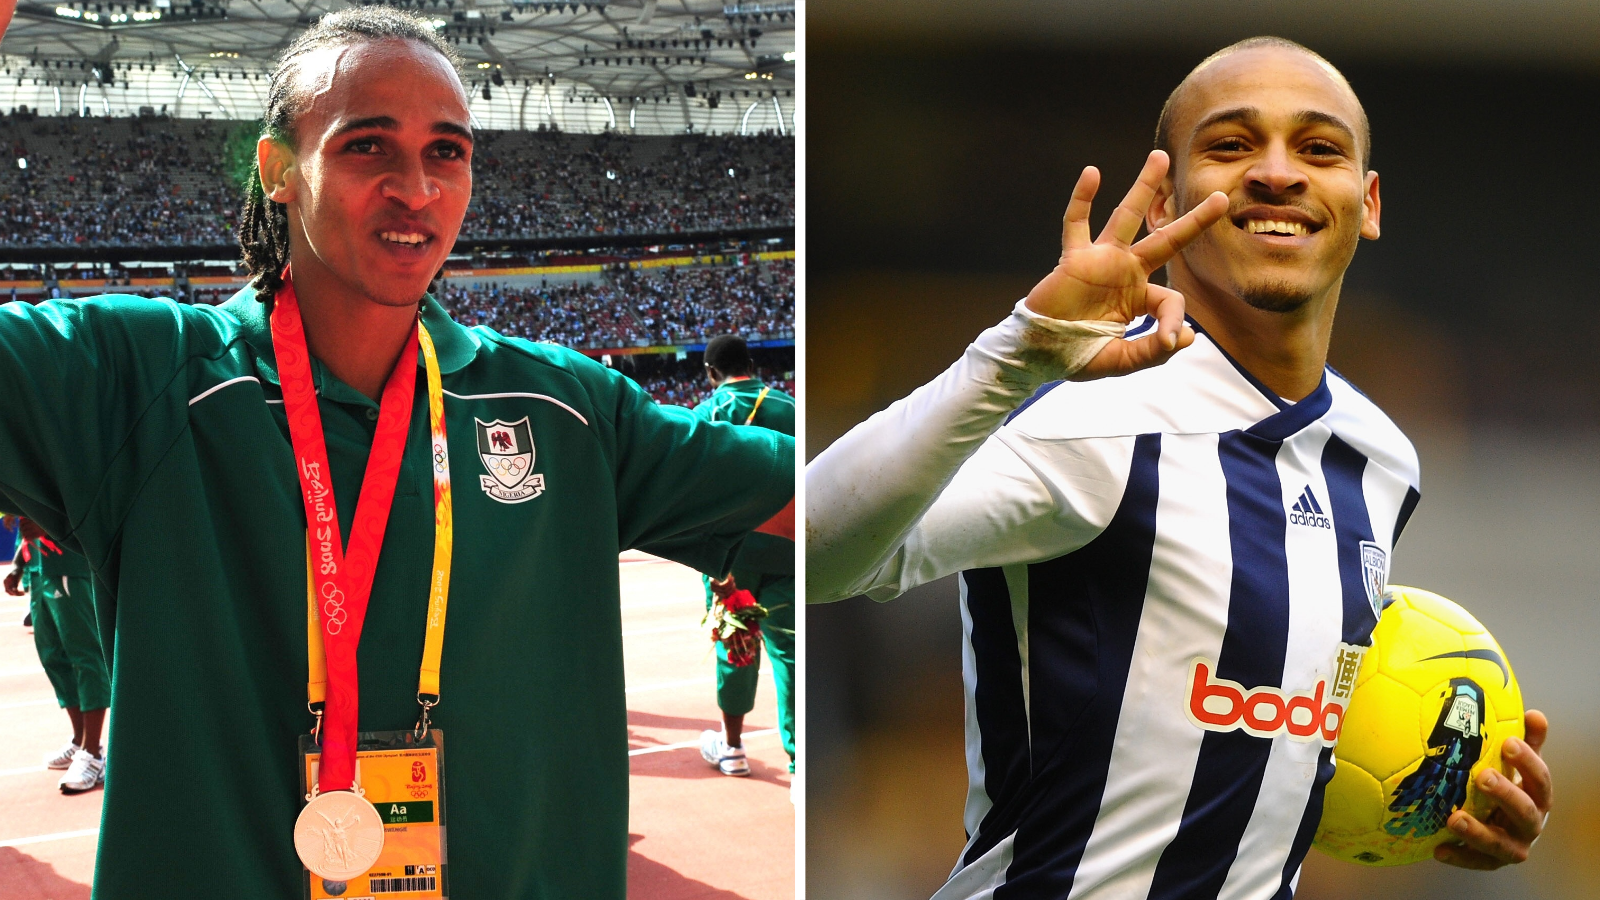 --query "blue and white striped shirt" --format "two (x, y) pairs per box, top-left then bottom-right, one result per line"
(809, 306), (1420, 900)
